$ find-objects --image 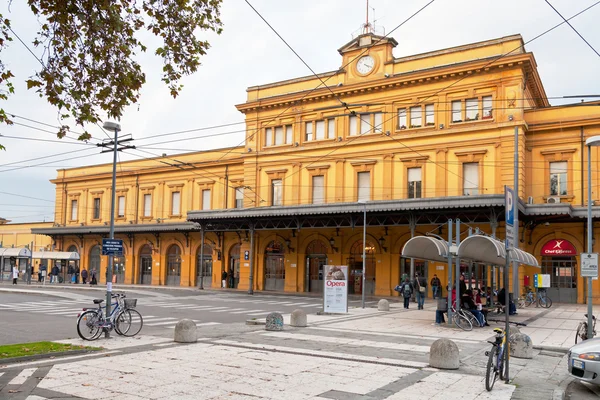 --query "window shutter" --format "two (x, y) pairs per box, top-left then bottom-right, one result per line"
(265, 128), (272, 146)
(202, 189), (211, 210)
(275, 126), (284, 145)
(316, 120), (325, 140)
(357, 171), (371, 201)
(312, 175), (324, 204)
(144, 194), (152, 216)
(118, 196), (125, 217)
(349, 116), (357, 136)
(172, 192), (181, 215)
(463, 163), (479, 195)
